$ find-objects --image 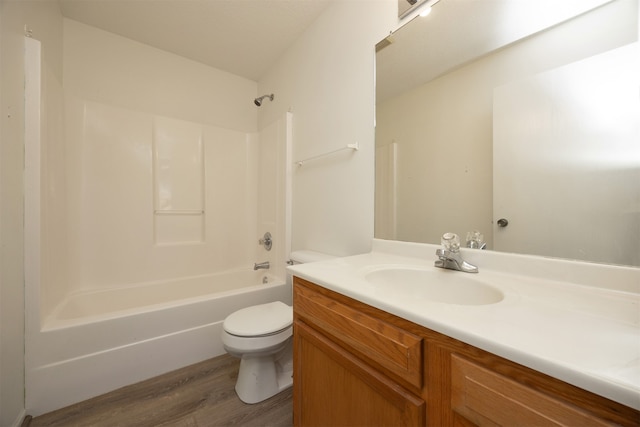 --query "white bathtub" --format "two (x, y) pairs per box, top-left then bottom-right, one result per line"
(27, 269), (291, 416)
